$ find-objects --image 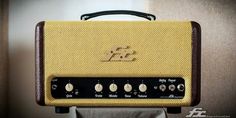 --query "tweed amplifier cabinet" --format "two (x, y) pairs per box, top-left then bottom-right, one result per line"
(35, 11), (201, 113)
